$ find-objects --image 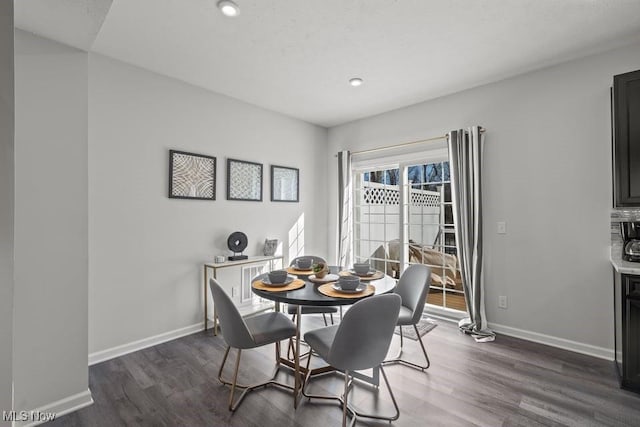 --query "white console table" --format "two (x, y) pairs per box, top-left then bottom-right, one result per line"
(203, 255), (283, 334)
